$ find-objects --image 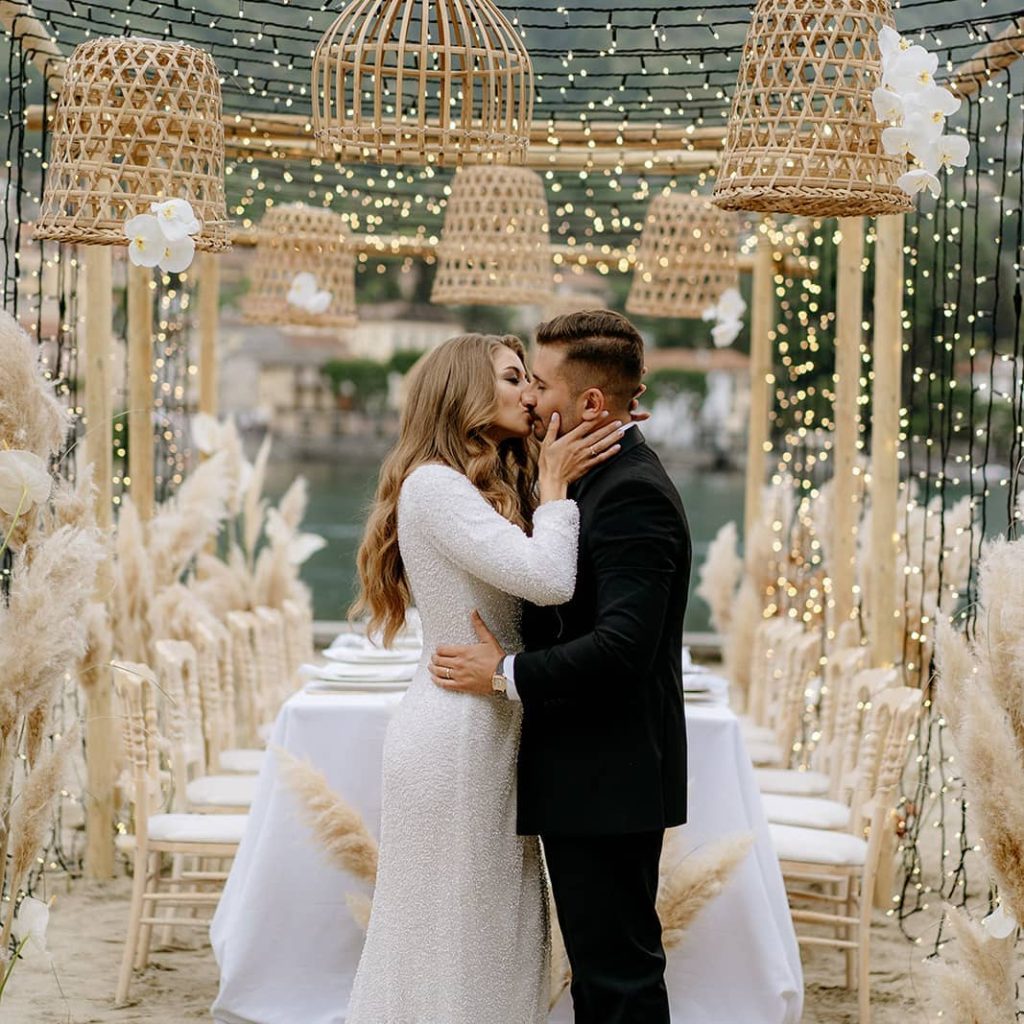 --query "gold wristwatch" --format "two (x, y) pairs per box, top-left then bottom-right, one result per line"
(491, 657), (509, 696)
